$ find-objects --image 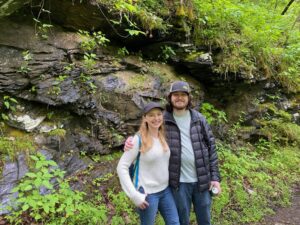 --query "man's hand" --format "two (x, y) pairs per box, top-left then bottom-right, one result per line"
(210, 181), (221, 195)
(124, 136), (134, 151)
